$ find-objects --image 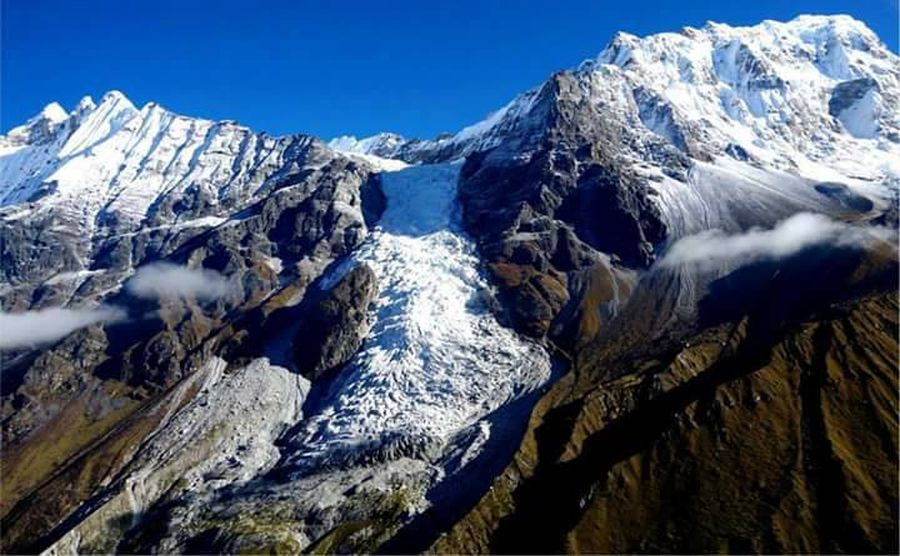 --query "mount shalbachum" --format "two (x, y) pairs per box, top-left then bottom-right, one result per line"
(1, 14), (897, 554)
